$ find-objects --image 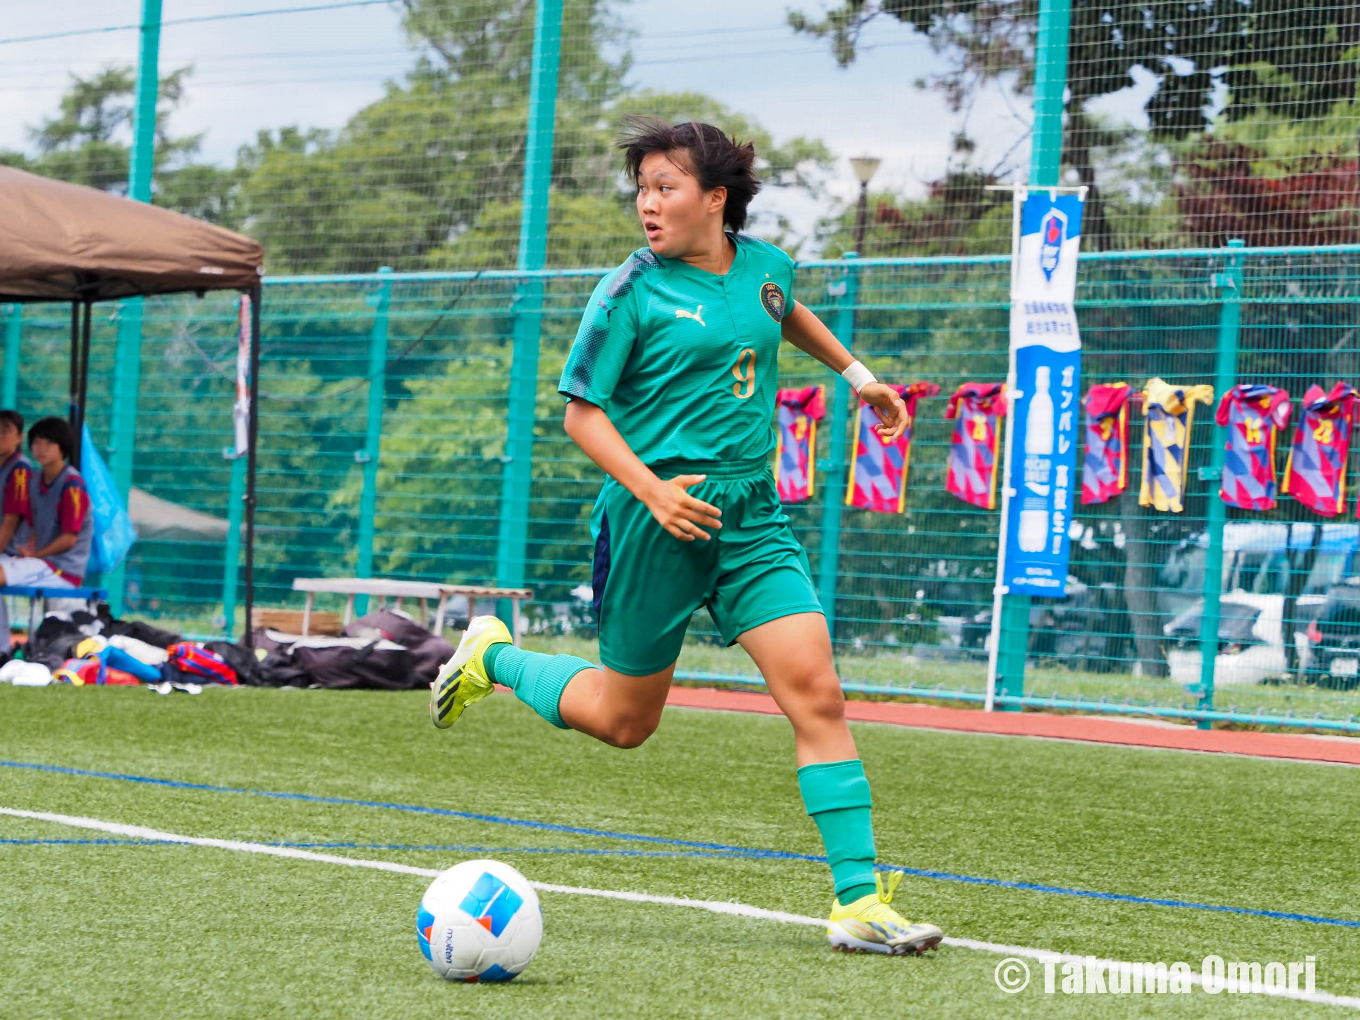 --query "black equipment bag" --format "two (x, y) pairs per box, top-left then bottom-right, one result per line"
(291, 639), (419, 690)
(343, 608), (454, 682)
